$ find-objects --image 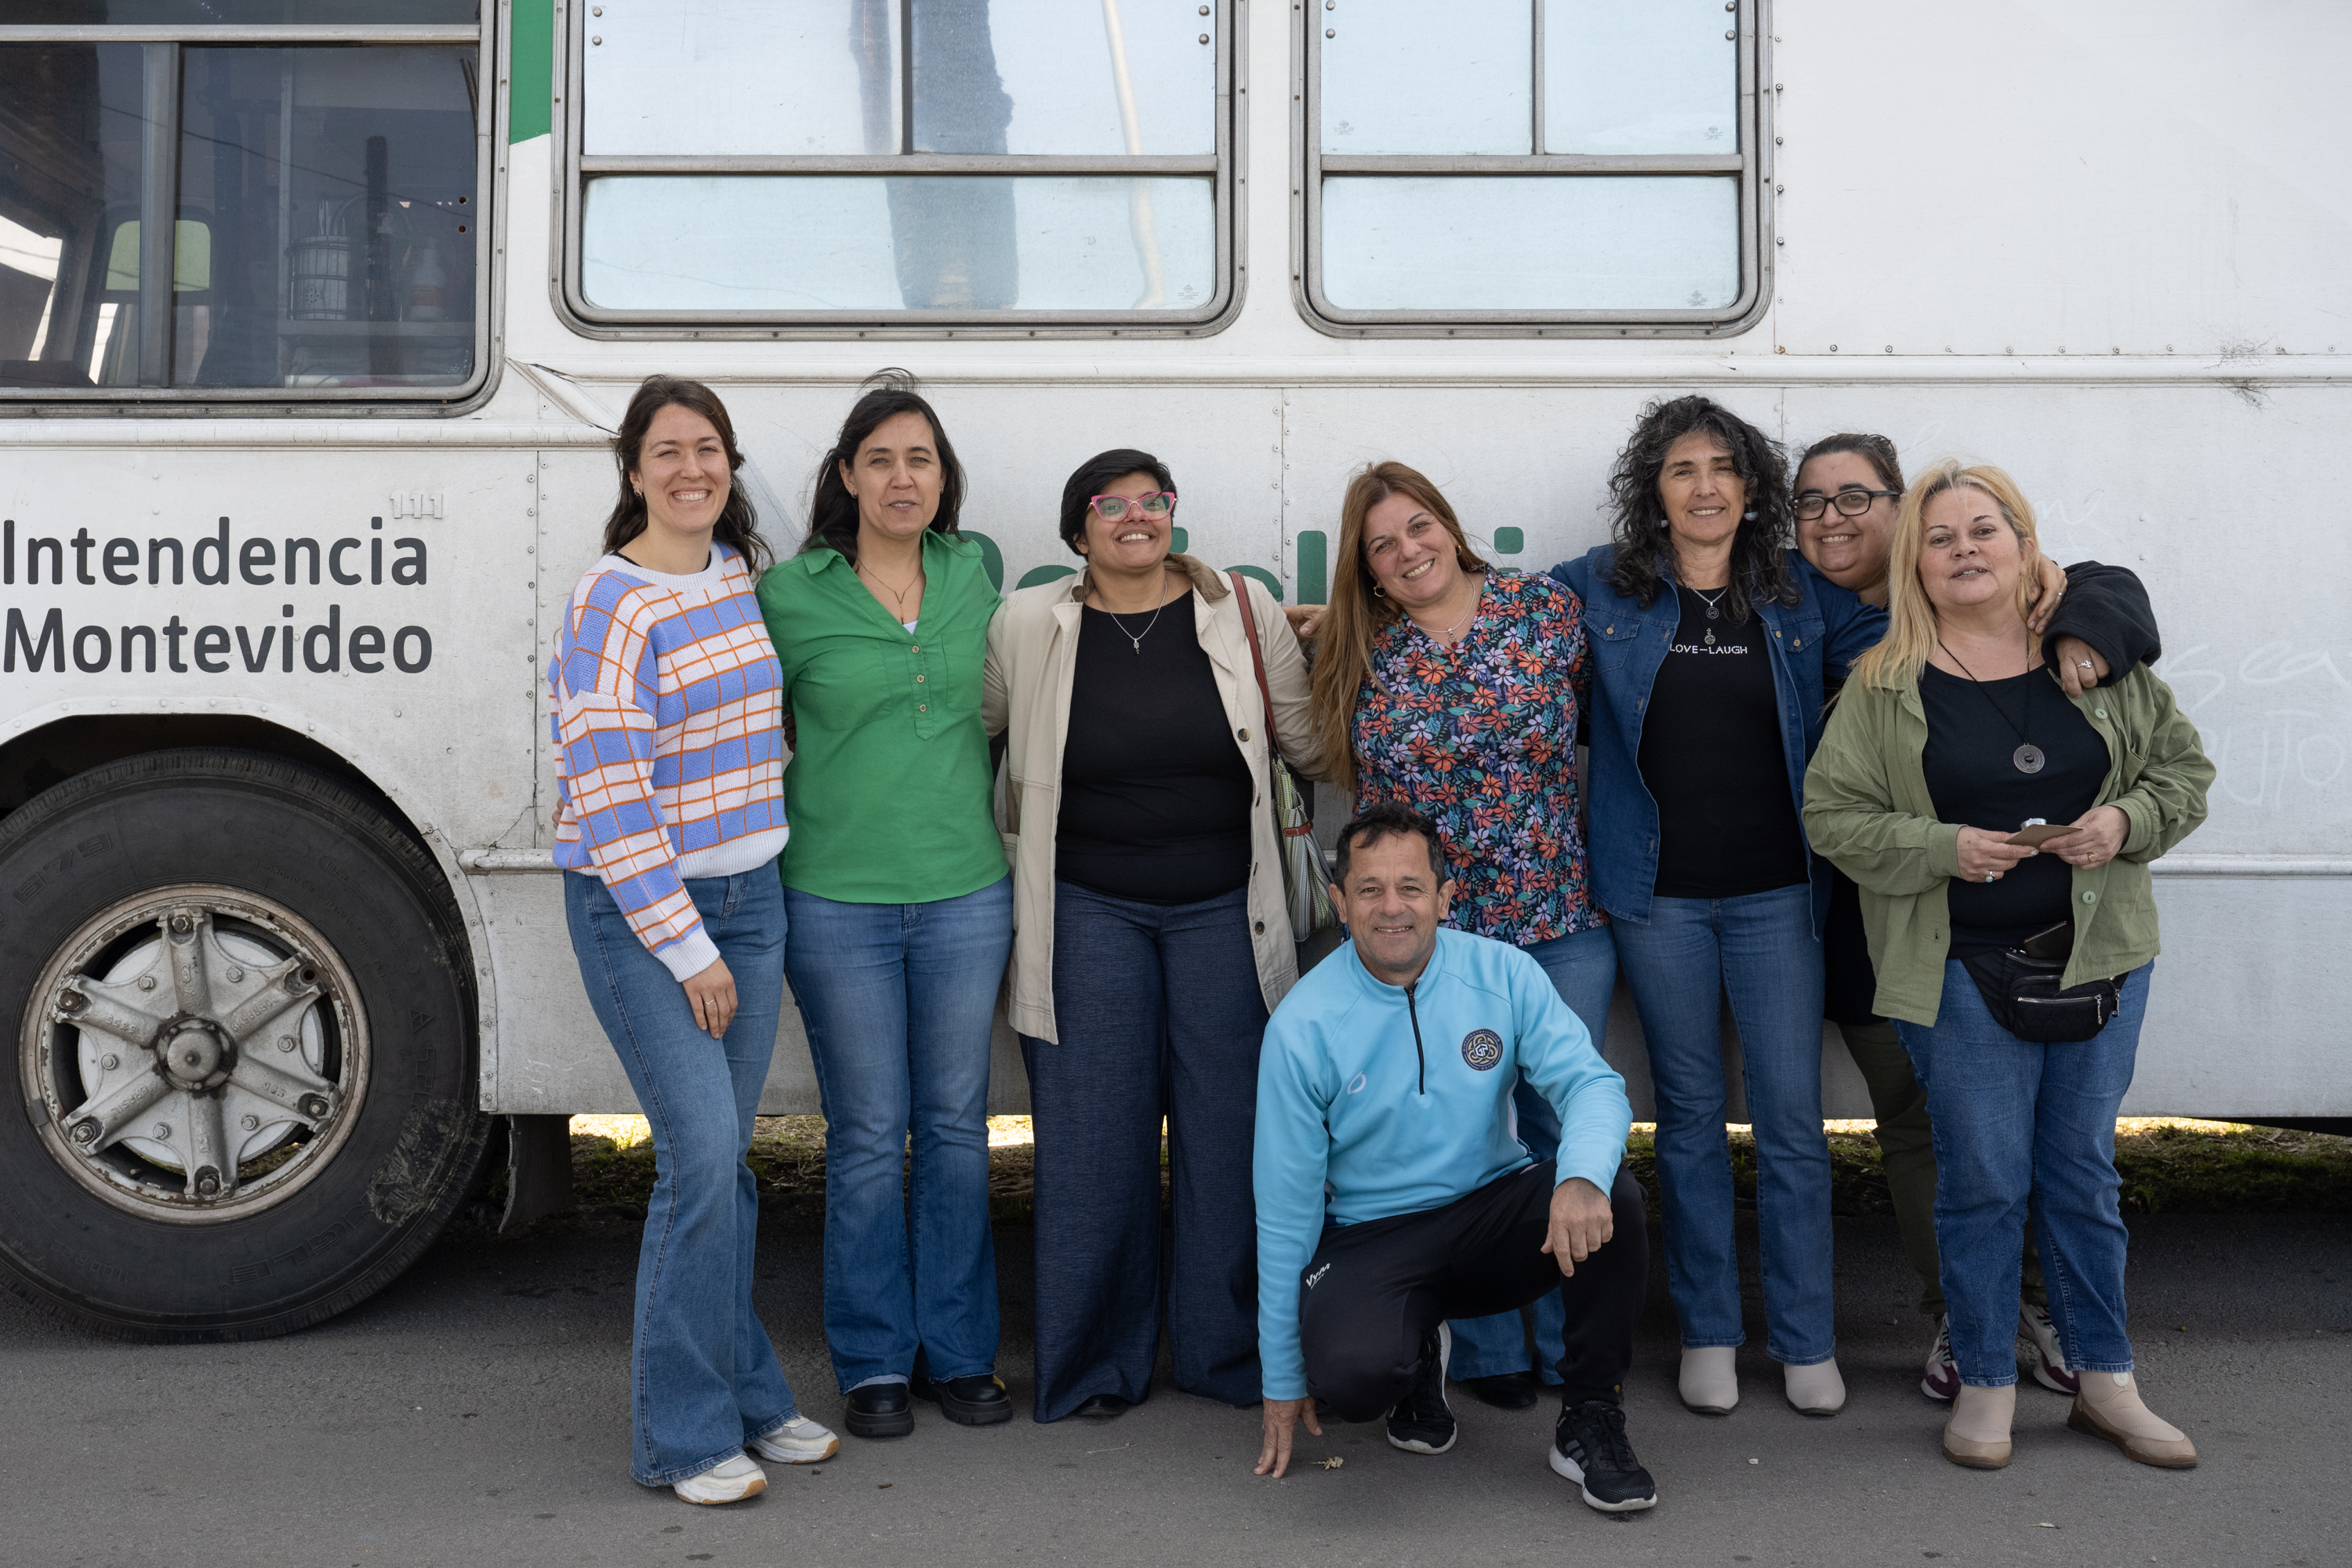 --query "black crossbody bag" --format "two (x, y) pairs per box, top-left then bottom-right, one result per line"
(1959, 920), (2122, 1044)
